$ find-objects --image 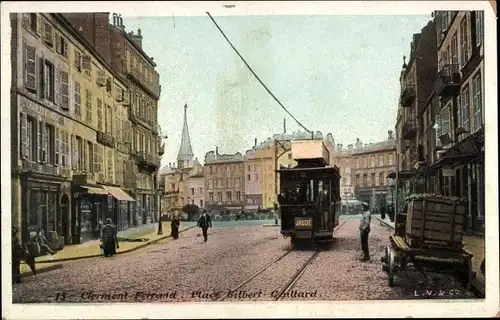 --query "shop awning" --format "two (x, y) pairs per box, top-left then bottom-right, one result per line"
(80, 185), (109, 195)
(103, 186), (135, 201)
